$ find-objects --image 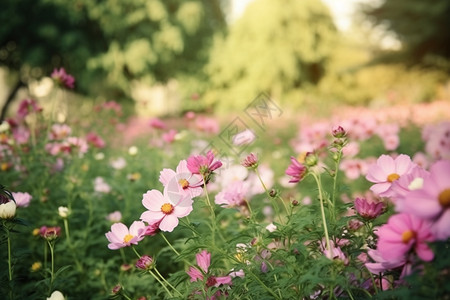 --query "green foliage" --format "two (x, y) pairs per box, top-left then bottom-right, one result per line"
(362, 0), (450, 64)
(204, 0), (337, 112)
